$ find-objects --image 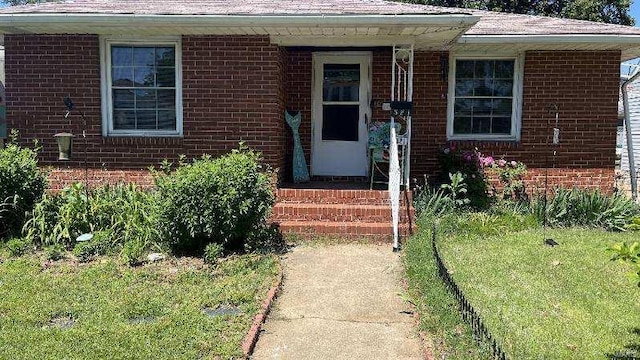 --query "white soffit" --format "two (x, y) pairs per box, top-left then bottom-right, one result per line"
(456, 34), (640, 60)
(0, 13), (479, 49)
